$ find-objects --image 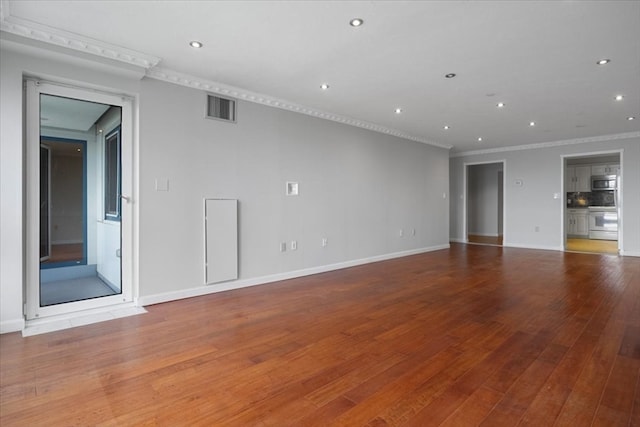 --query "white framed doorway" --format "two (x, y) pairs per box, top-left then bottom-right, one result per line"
(464, 160), (506, 246)
(25, 80), (135, 320)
